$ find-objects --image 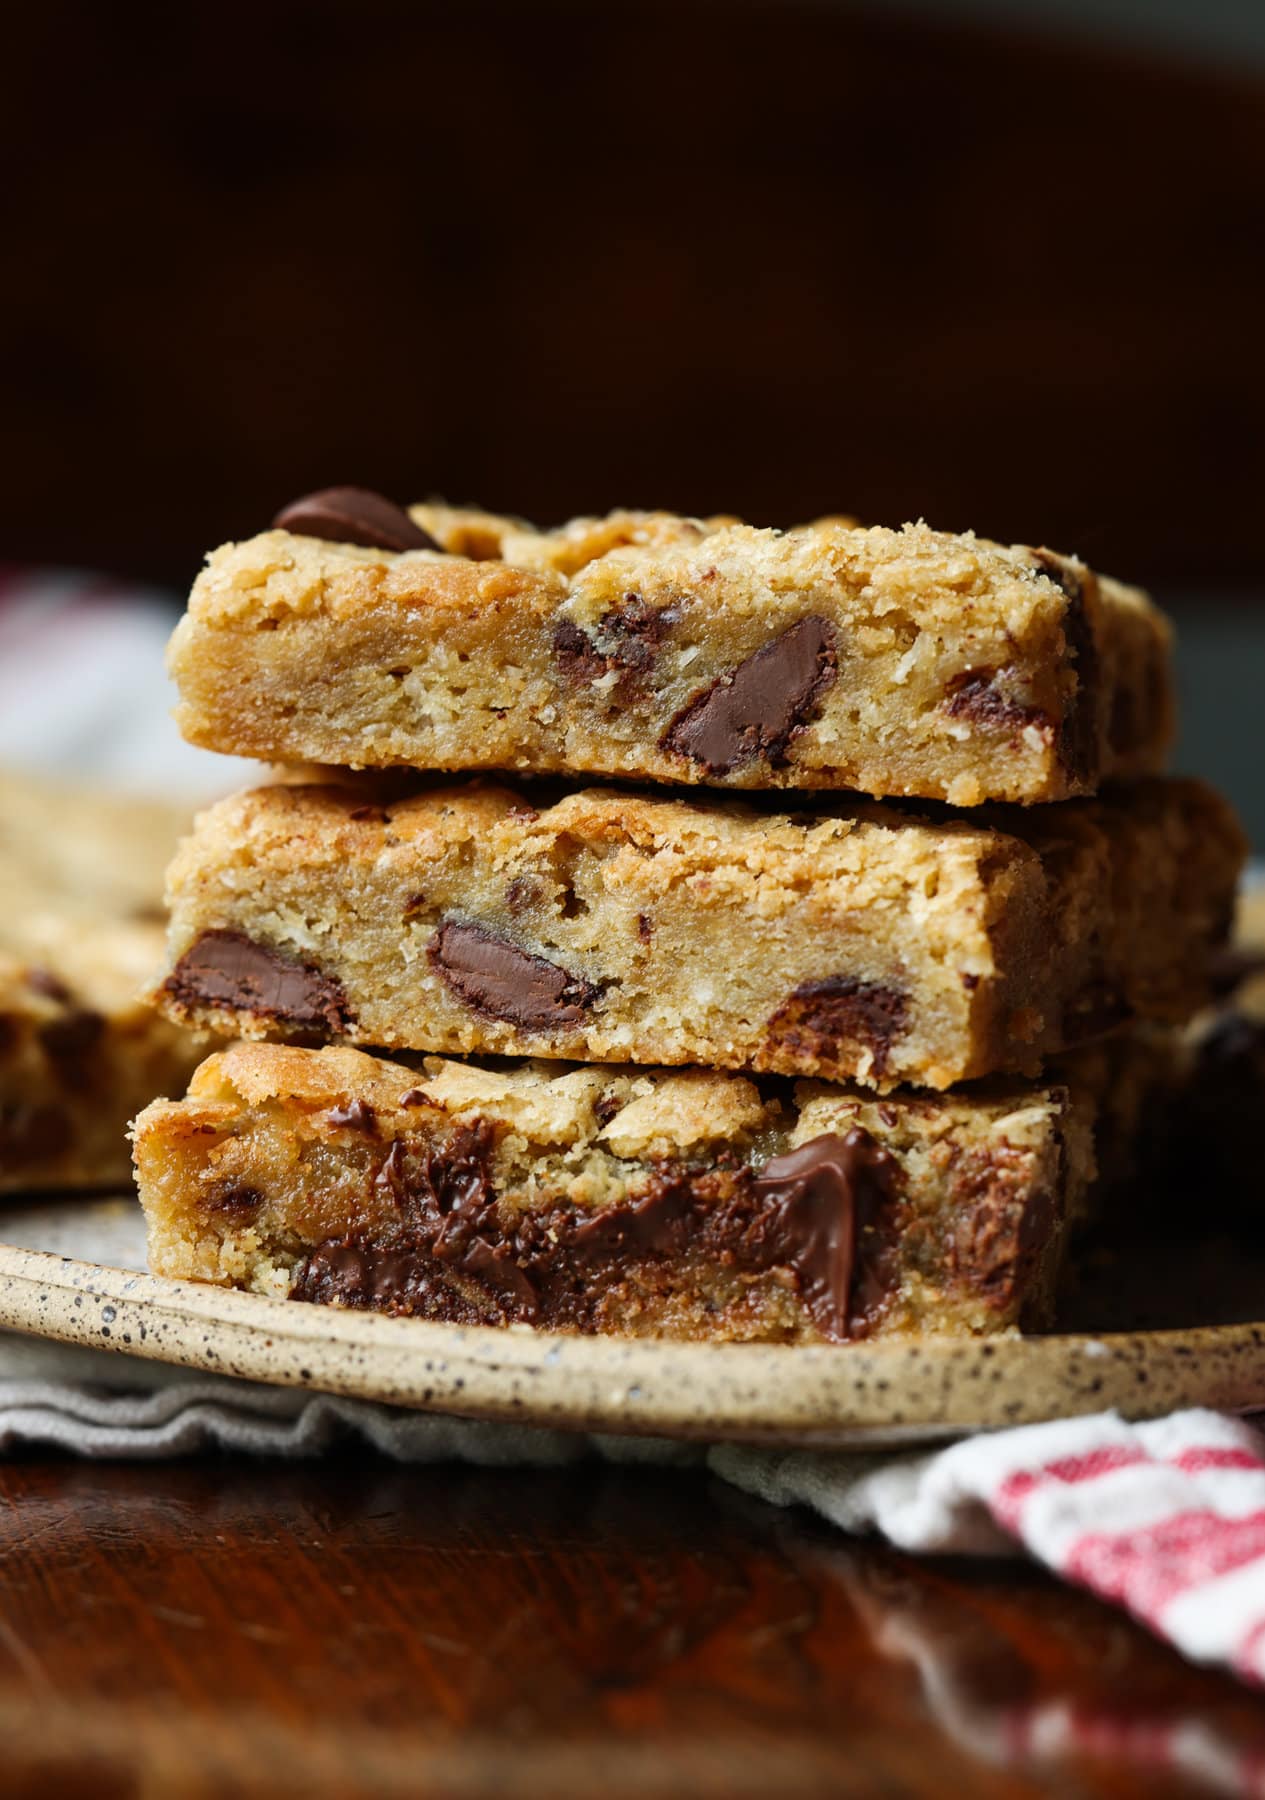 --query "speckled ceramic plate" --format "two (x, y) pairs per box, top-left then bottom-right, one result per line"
(0, 1196), (1261, 1446)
